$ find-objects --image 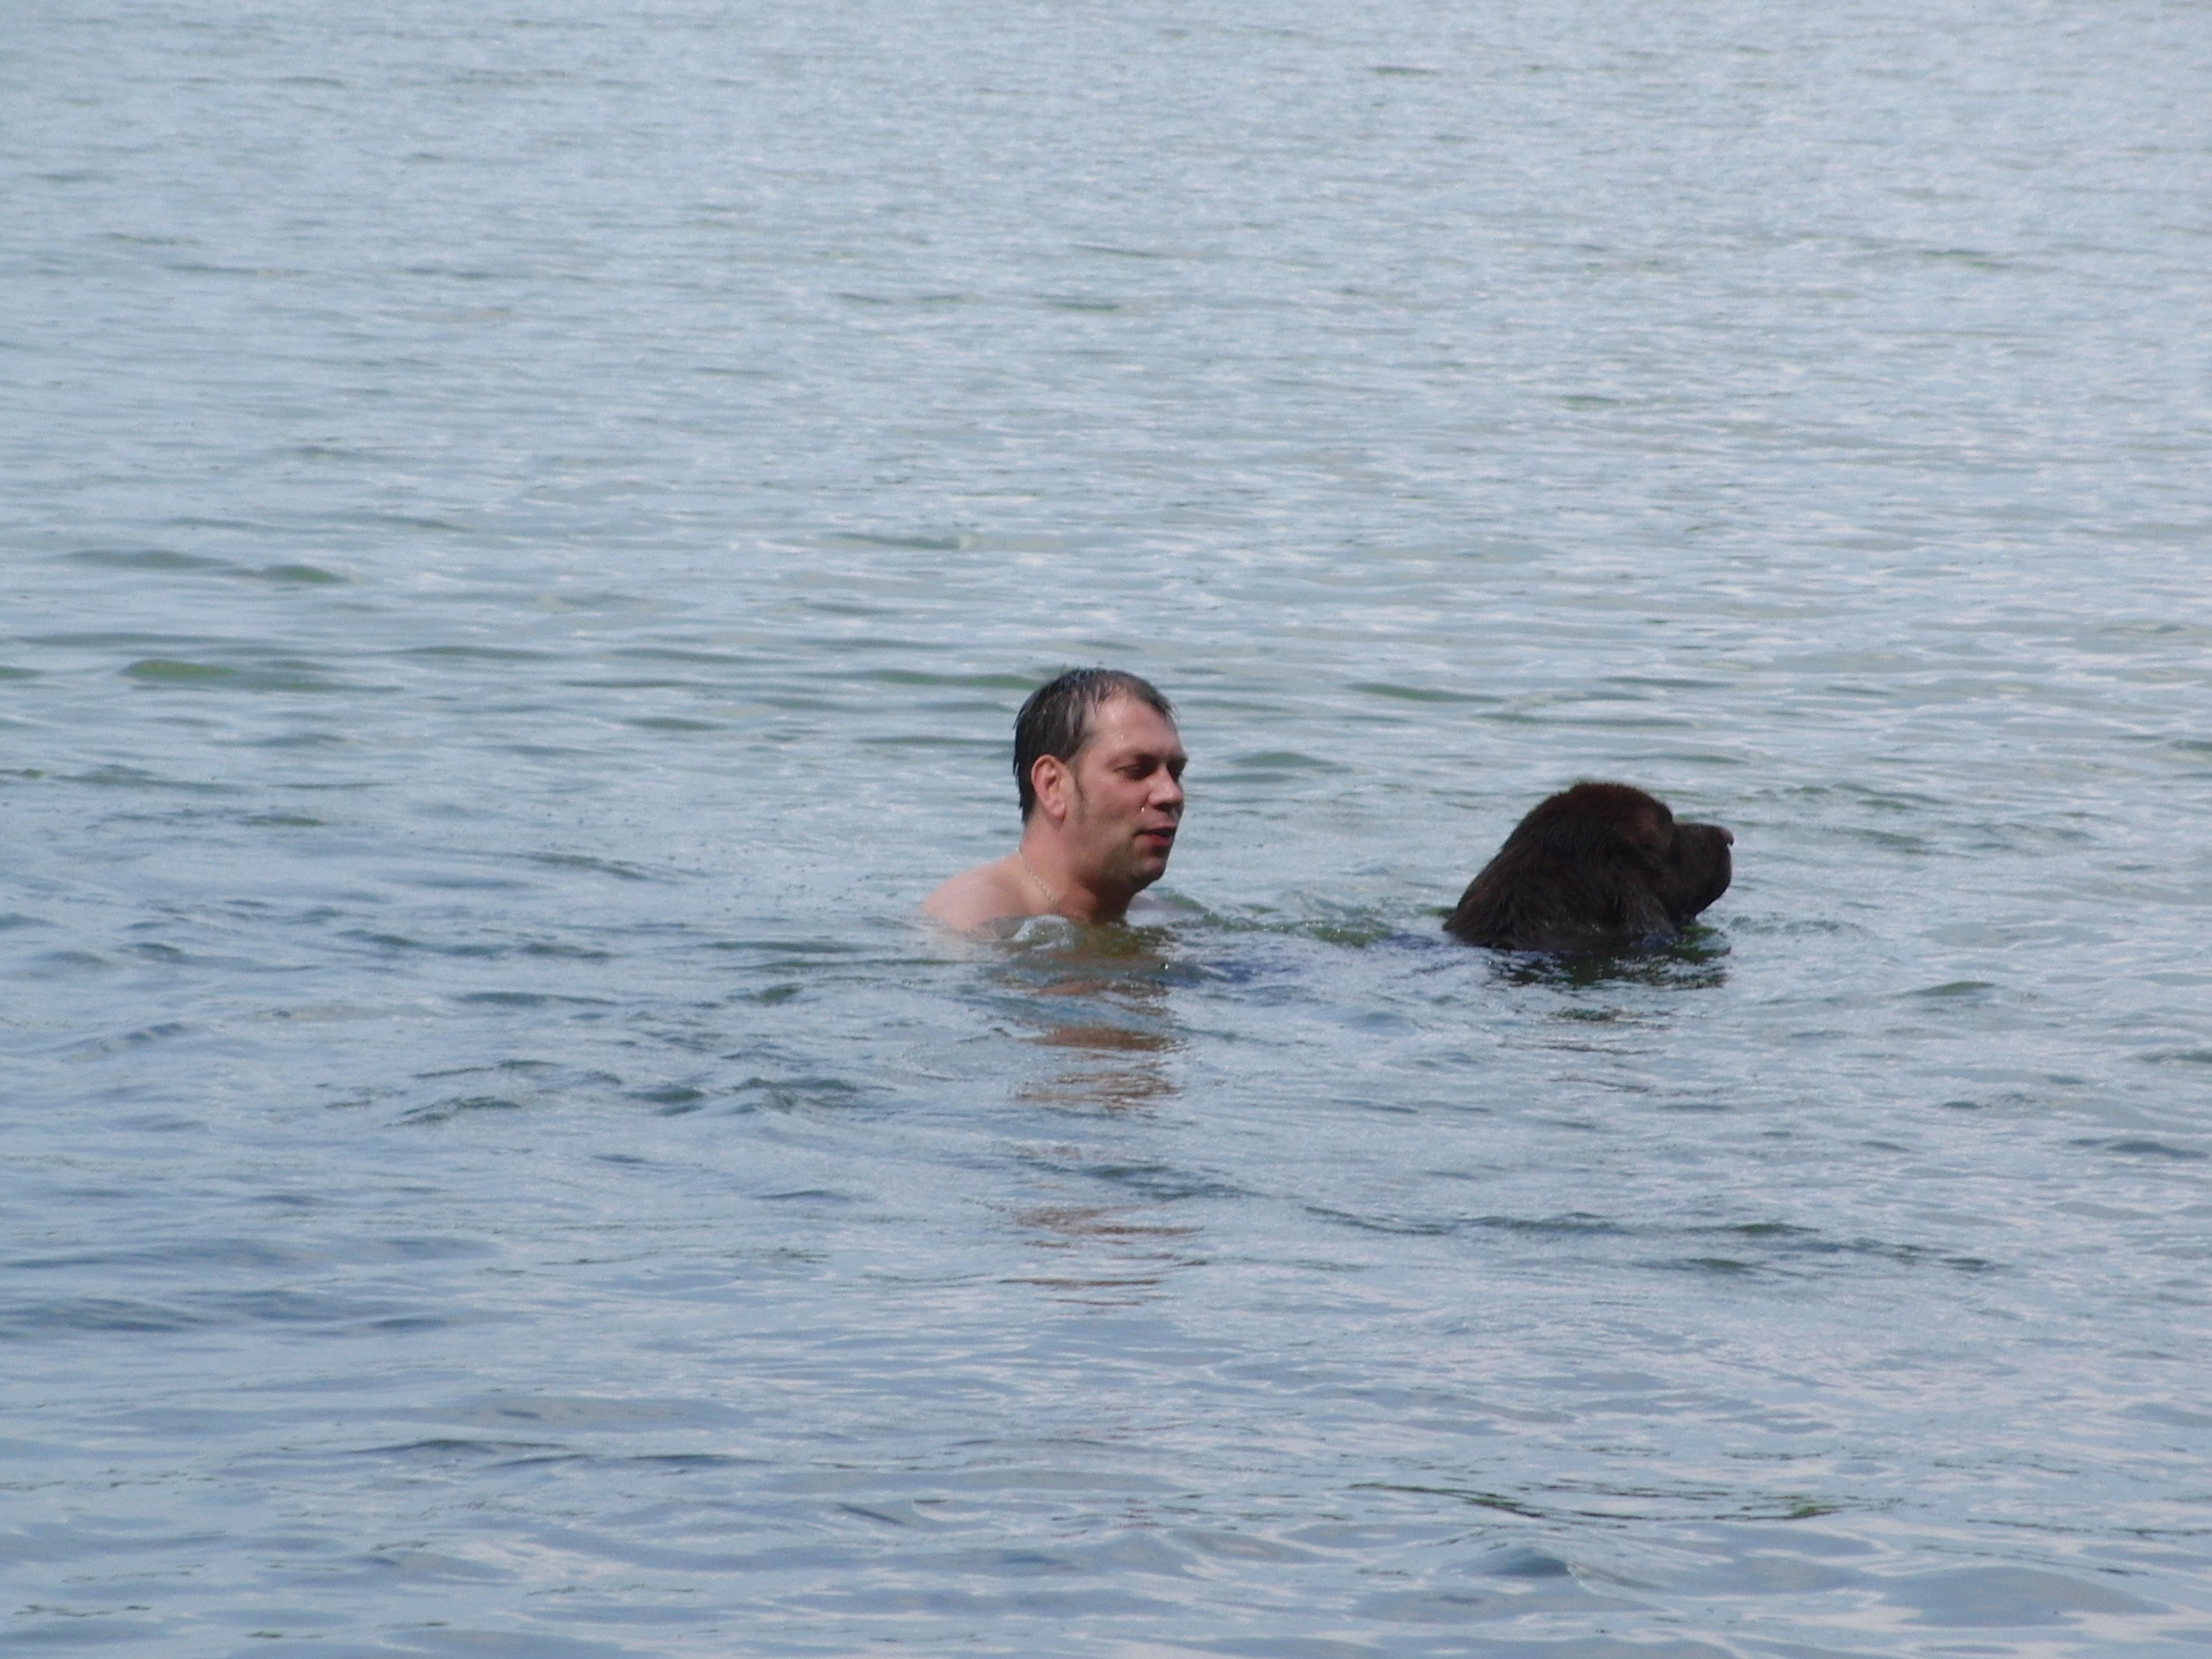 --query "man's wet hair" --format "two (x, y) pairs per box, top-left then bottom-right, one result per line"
(1013, 668), (1175, 820)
